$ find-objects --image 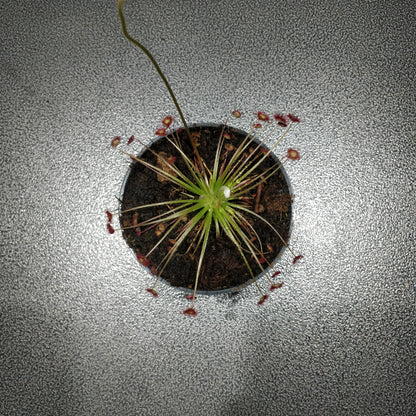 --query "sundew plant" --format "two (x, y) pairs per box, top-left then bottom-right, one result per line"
(106, 0), (303, 316)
